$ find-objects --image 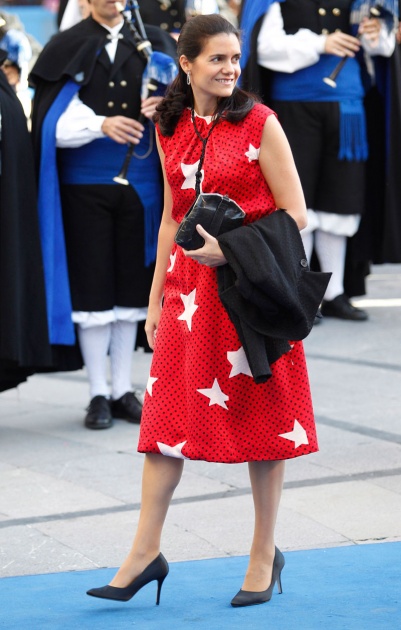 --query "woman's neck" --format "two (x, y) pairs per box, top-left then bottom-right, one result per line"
(192, 96), (218, 118)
